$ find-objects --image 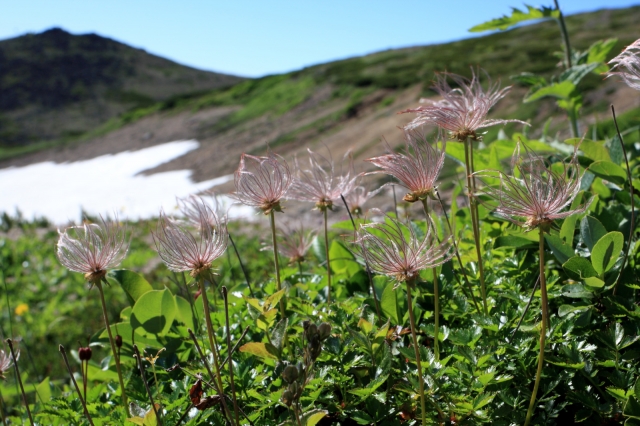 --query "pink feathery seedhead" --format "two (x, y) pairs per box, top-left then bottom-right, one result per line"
(344, 186), (382, 215)
(356, 212), (453, 285)
(400, 70), (527, 141)
(475, 143), (590, 231)
(366, 129), (445, 203)
(57, 217), (129, 284)
(153, 208), (227, 278)
(288, 148), (359, 211)
(178, 193), (227, 229)
(233, 151), (293, 215)
(0, 349), (17, 380)
(277, 223), (317, 264)
(606, 39), (640, 91)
